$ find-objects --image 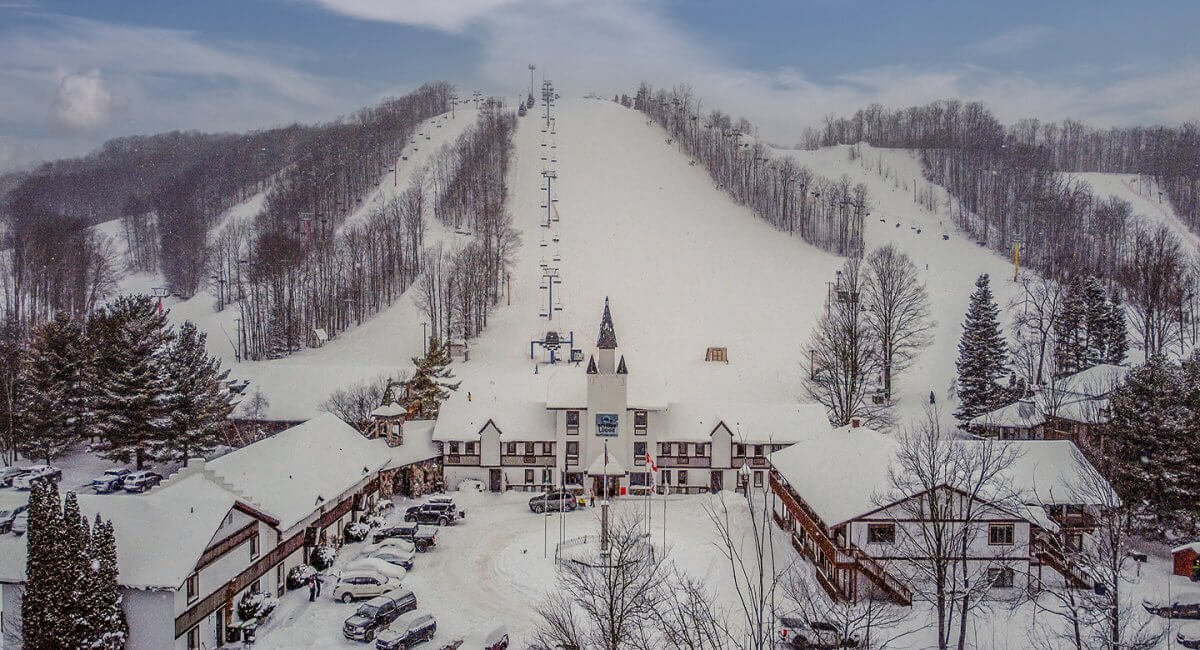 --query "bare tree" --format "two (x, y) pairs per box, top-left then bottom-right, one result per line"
(1009, 274), (1065, 387)
(703, 487), (784, 650)
(1119, 225), (1189, 360)
(648, 570), (735, 650)
(862, 245), (934, 400)
(782, 566), (913, 649)
(319, 372), (408, 432)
